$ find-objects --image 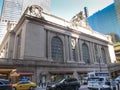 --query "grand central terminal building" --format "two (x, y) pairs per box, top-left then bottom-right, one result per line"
(0, 5), (117, 84)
